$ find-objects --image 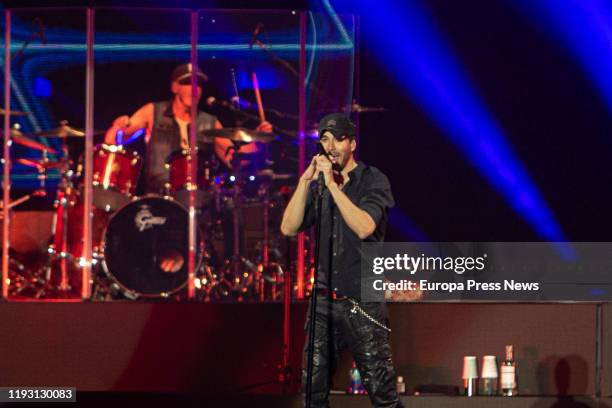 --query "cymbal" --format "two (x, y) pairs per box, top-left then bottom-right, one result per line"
(34, 121), (104, 138)
(16, 158), (63, 170)
(4, 129), (58, 154)
(201, 127), (276, 143)
(0, 108), (30, 116)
